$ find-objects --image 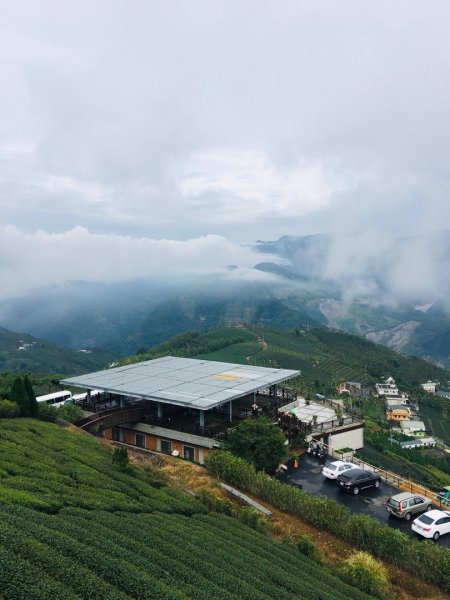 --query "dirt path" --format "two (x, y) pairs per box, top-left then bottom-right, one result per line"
(246, 334), (268, 362)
